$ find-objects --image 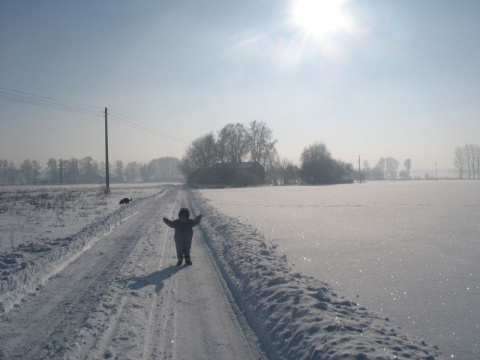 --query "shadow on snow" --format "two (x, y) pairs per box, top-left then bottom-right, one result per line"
(127, 265), (185, 294)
